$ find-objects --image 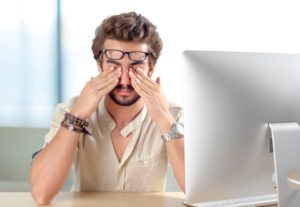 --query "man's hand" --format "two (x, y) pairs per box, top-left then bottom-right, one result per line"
(129, 68), (175, 133)
(70, 66), (122, 119)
